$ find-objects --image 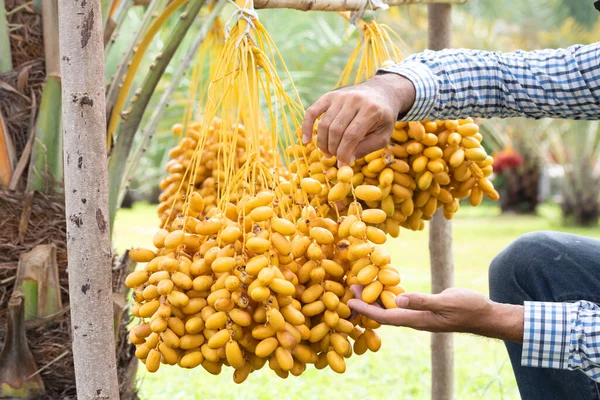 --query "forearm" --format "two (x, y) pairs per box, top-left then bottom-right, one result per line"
(379, 43), (600, 121)
(368, 73), (416, 117)
(474, 302), (524, 343)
